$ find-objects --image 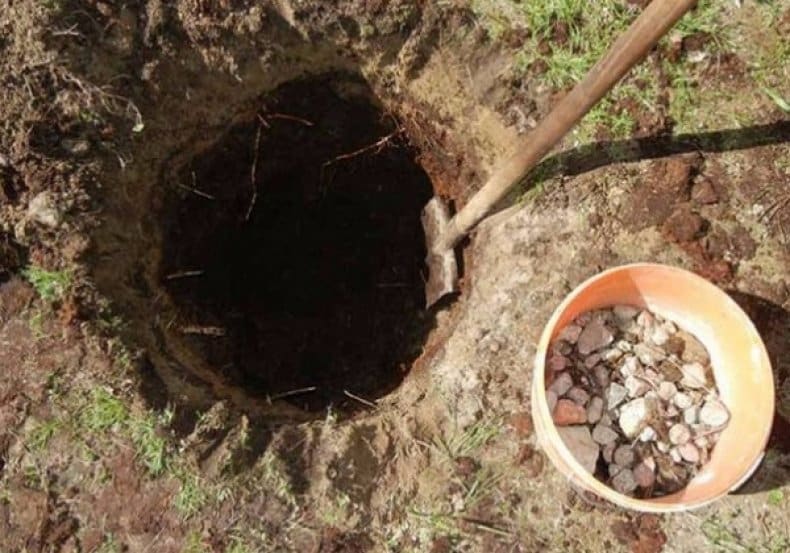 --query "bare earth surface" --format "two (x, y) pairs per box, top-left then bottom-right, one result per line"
(0, 1), (788, 552)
